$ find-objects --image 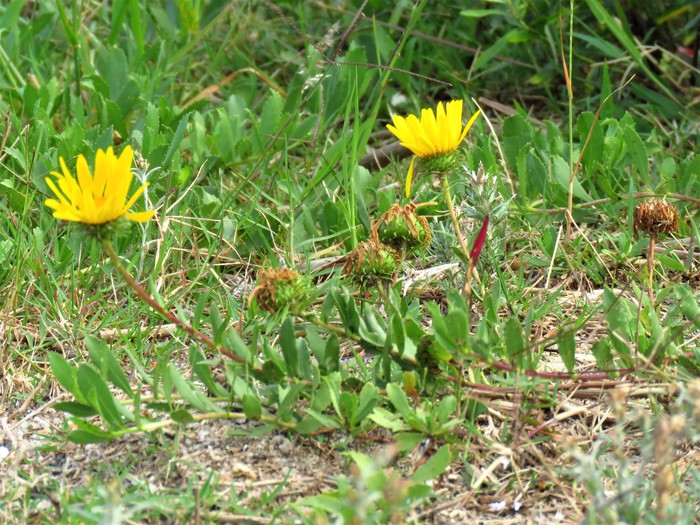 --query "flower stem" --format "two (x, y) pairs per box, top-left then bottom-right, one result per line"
(647, 235), (656, 304)
(440, 174), (469, 259)
(101, 239), (247, 366)
(441, 174), (473, 298)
